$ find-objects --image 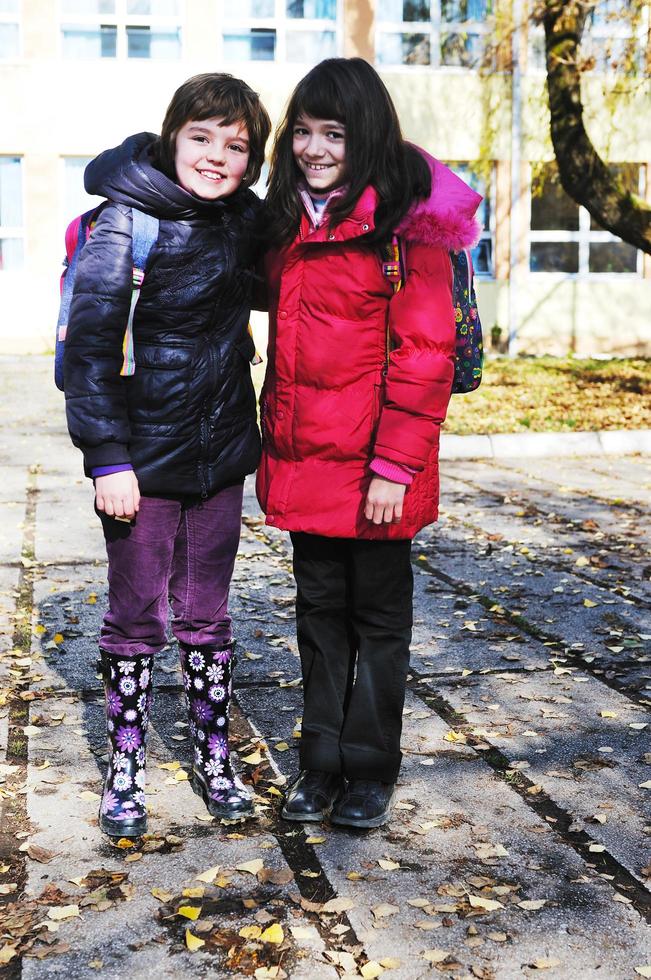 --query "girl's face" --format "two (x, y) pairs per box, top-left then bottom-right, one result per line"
(292, 114), (346, 196)
(174, 117), (250, 200)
